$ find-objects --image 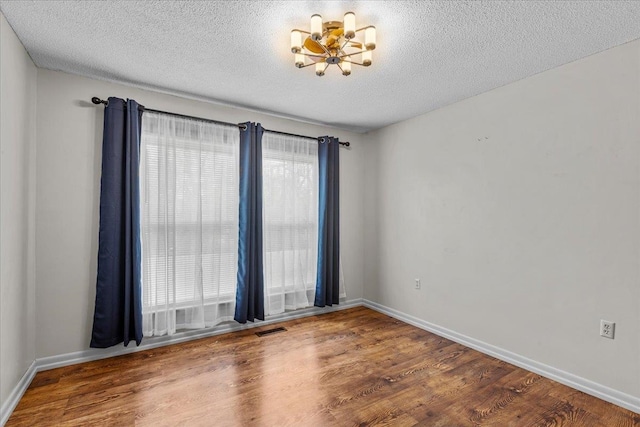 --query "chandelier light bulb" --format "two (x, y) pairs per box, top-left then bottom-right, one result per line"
(344, 12), (355, 39)
(365, 26), (376, 50)
(295, 53), (305, 68)
(362, 50), (372, 66)
(290, 30), (302, 53)
(311, 14), (323, 41)
(341, 60), (352, 76)
(315, 62), (326, 76)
